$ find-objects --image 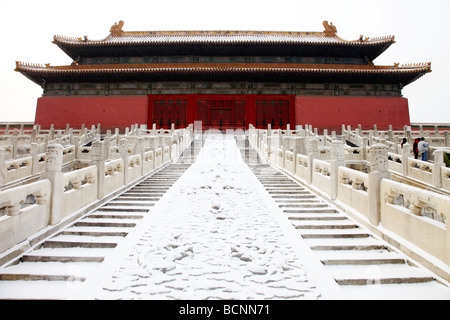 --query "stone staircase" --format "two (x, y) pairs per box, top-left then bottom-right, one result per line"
(1, 134), (449, 299)
(249, 162), (450, 298)
(0, 162), (191, 299)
